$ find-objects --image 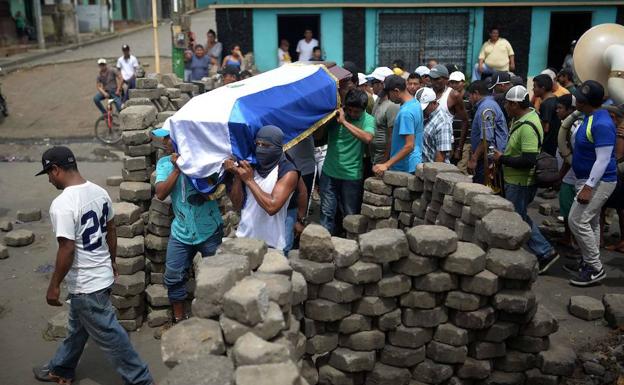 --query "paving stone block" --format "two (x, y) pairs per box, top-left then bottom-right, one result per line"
(568, 295), (605, 320)
(342, 215), (369, 234)
(523, 368), (558, 385)
(0, 244), (8, 259)
(0, 218), (13, 232)
(603, 293), (624, 328)
(235, 362), (300, 385)
(486, 248), (537, 280)
(494, 350), (536, 372)
(119, 182), (152, 202)
(478, 321), (520, 342)
(442, 195), (464, 217)
(388, 325), (433, 348)
(111, 293), (143, 309)
(393, 187), (415, 201)
(45, 310), (68, 339)
(453, 183), (494, 205)
(390, 254), (437, 277)
(383, 170), (410, 186)
(16, 209), (41, 222)
(145, 233), (168, 251)
(219, 302), (284, 343)
(122, 168), (149, 182)
(123, 156), (149, 171)
(160, 318), (225, 367)
(492, 289), (536, 314)
(116, 255), (145, 275)
(223, 277), (270, 325)
(460, 205), (478, 225)
(378, 308), (402, 331)
(380, 345), (425, 368)
(148, 210), (172, 228)
(400, 291), (440, 309)
(319, 280), (363, 303)
(365, 363), (411, 385)
(129, 88), (162, 100)
(426, 340), (468, 364)
(412, 200), (425, 218)
(365, 274), (410, 298)
(411, 359), (453, 384)
(117, 235), (144, 257)
(441, 242), (485, 276)
(460, 270), (501, 296)
(477, 210), (531, 250)
(305, 299), (351, 322)
(291, 271), (307, 305)
(335, 261), (381, 285)
(338, 314), (372, 334)
(290, 254), (335, 284)
(398, 212), (414, 227)
(300, 224), (335, 263)
(136, 77), (158, 89)
(117, 218), (144, 238)
(479, 371), (525, 385)
(354, 296), (396, 316)
(451, 306), (496, 330)
(339, 330), (385, 351)
(111, 271), (145, 296)
(218, 237), (267, 270)
(433, 323), (469, 346)
(147, 307), (170, 327)
(4, 229), (34, 246)
(120, 105), (157, 130)
(124, 97), (152, 107)
(363, 191), (393, 206)
(361, 204), (392, 219)
(470, 194), (514, 218)
(143, 284), (168, 307)
(368, 217), (399, 230)
(423, 163), (461, 182)
(498, 304), (539, 325)
(435, 210), (457, 229)
(232, 332), (290, 366)
(364, 177), (393, 195)
(150, 196), (172, 216)
(454, 220), (475, 242)
(119, 316), (143, 331)
(115, 303), (145, 320)
(359, 228), (409, 263)
(329, 348), (375, 372)
(403, 307), (448, 328)
(124, 143), (153, 157)
(456, 358), (492, 380)
(412, 271), (457, 292)
(434, 172), (472, 195)
(407, 174), (423, 192)
(445, 291), (487, 312)
(150, 272), (164, 284)
(318, 363), (360, 385)
(162, 355), (233, 385)
(406, 225), (458, 257)
(146, 249), (166, 263)
(507, 335), (550, 353)
(469, 341), (506, 359)
(537, 344), (576, 376)
(256, 251), (292, 276)
(331, 237), (359, 268)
